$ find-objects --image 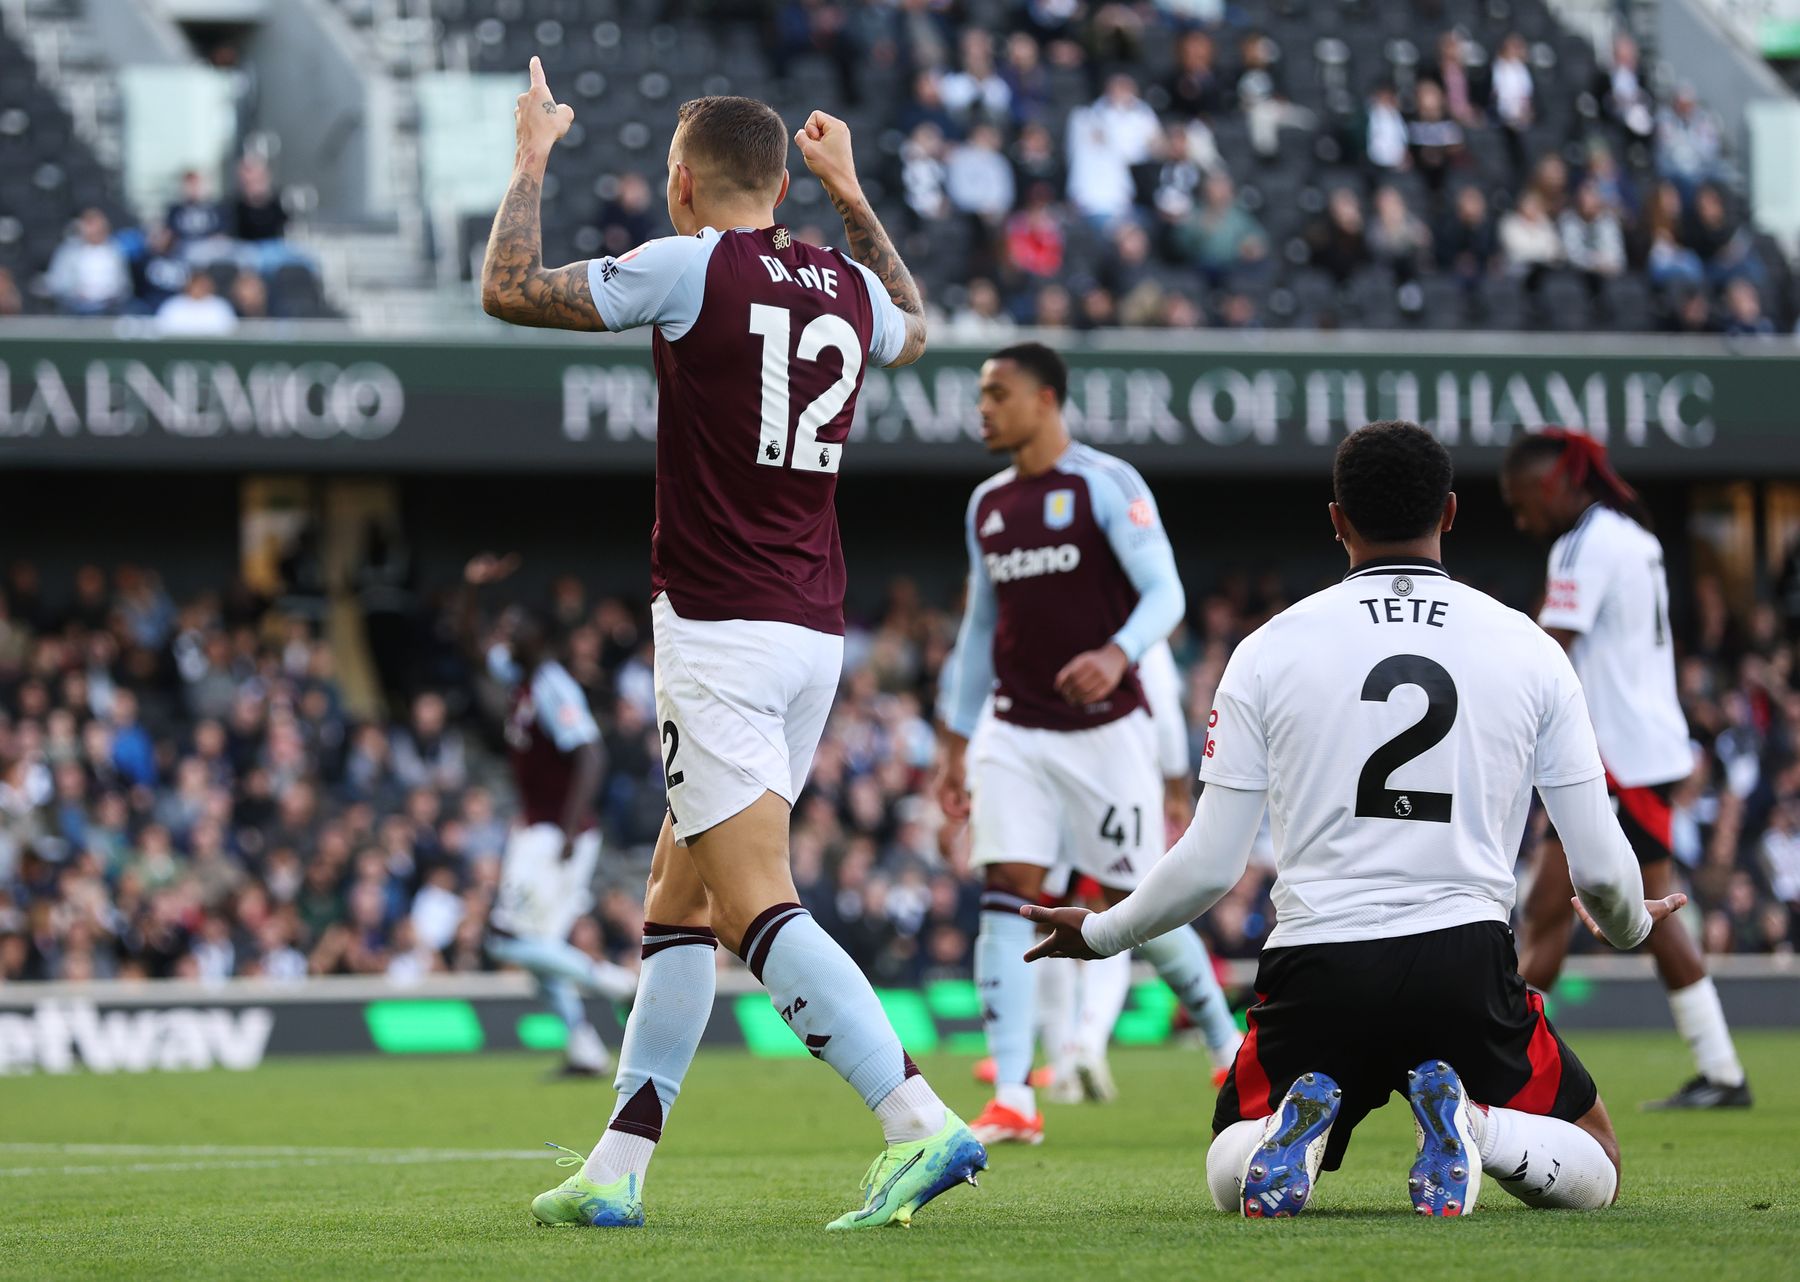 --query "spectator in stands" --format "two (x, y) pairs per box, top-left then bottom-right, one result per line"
(166, 169), (231, 262)
(768, 1), (861, 104)
(1368, 185), (1432, 289)
(1002, 183), (1065, 284)
(1583, 140), (1639, 224)
(945, 277), (1016, 341)
(1437, 185), (1498, 312)
(1499, 189), (1563, 305)
(47, 208), (130, 316)
(1426, 29), (1484, 128)
(944, 123), (1015, 224)
(898, 69), (957, 137)
(1000, 31), (1051, 125)
(1235, 32), (1312, 158)
(1722, 278), (1776, 337)
(232, 156), (287, 243)
(1656, 86), (1723, 200)
(1560, 180), (1626, 313)
(1363, 82), (1410, 175)
(131, 223), (189, 315)
(1033, 281), (1073, 327)
(0, 266), (20, 317)
(940, 28), (1010, 127)
(1305, 186), (1371, 287)
(1009, 119), (1062, 193)
(154, 271), (238, 336)
(899, 122), (951, 224)
(1526, 152), (1570, 220)
(1595, 31), (1656, 151)
(1688, 185), (1765, 288)
(1165, 29), (1226, 120)
(1065, 74), (1161, 226)
(593, 171), (656, 258)
(1151, 120), (1218, 221)
(229, 269), (269, 321)
(1489, 32), (1534, 180)
(1175, 172), (1267, 289)
(1646, 182), (1704, 291)
(1407, 79), (1466, 208)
